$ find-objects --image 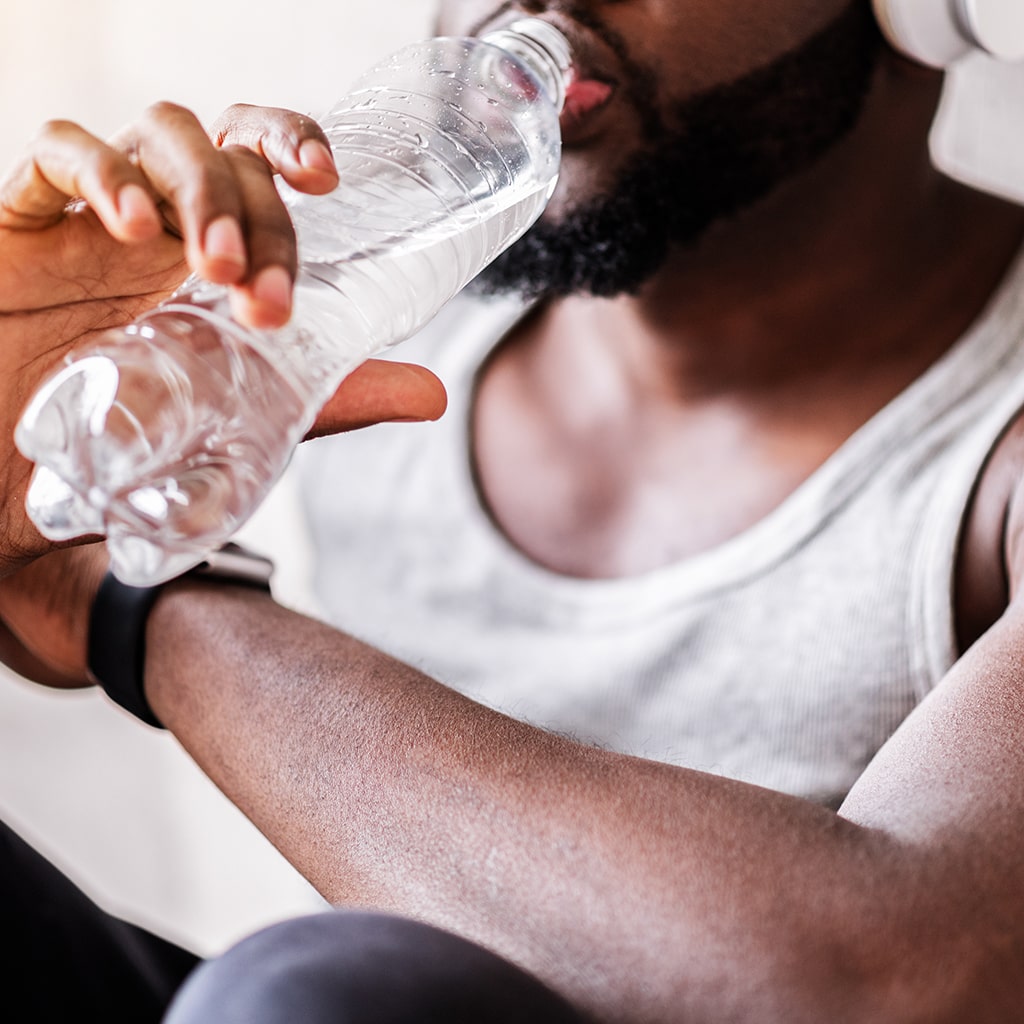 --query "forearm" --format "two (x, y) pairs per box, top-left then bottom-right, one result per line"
(144, 582), (998, 1024)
